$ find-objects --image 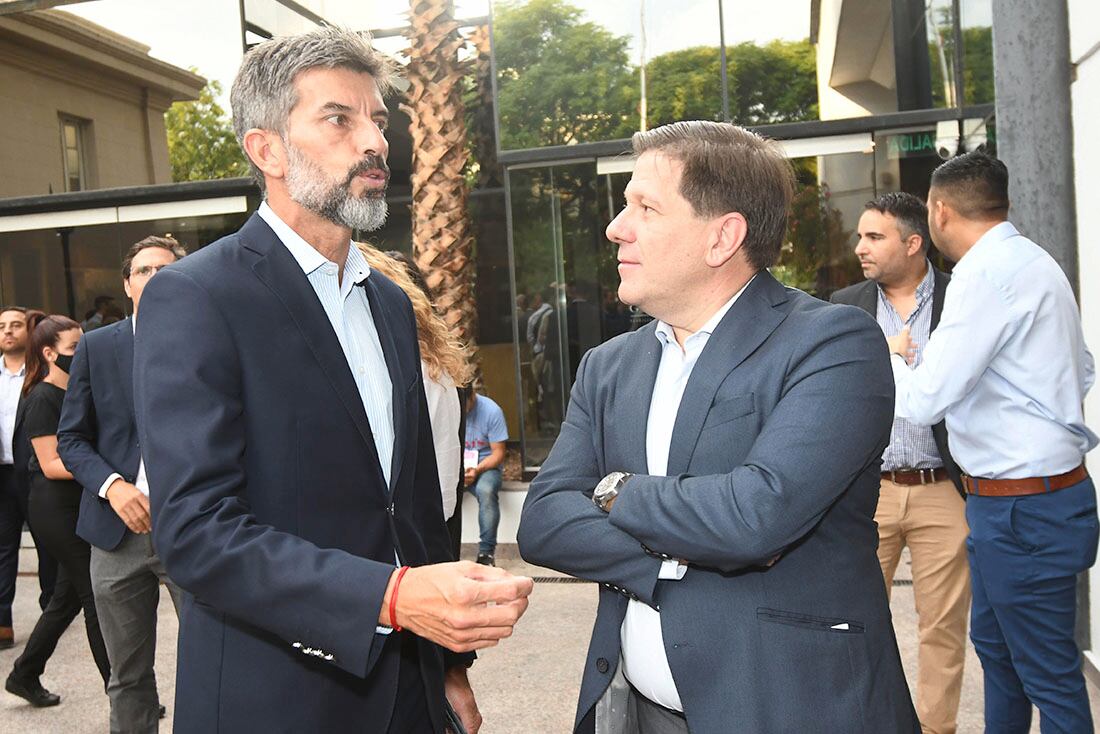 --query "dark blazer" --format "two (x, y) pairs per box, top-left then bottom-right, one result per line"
(133, 213), (458, 733)
(518, 272), (919, 734)
(58, 318), (141, 552)
(830, 267), (964, 495)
